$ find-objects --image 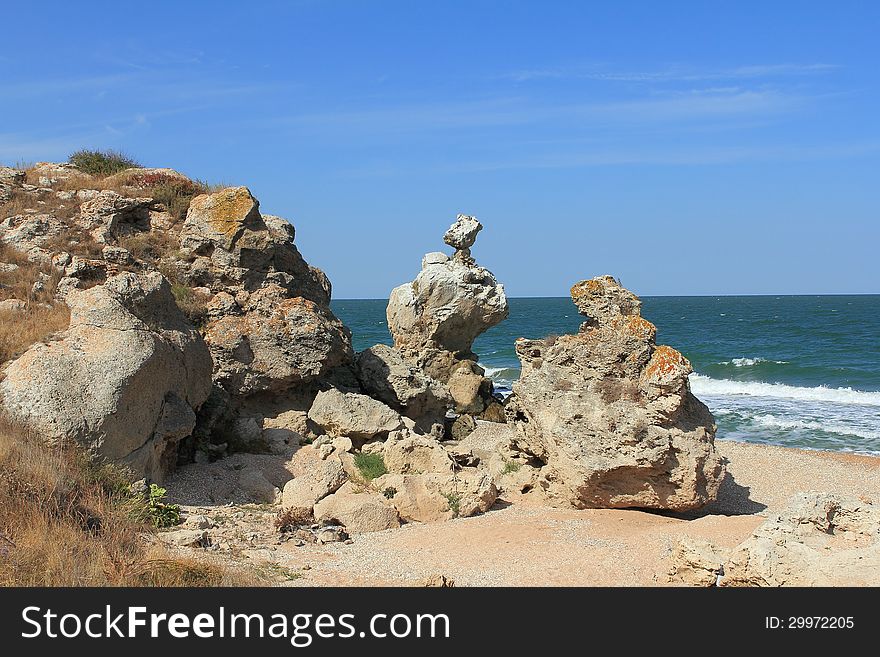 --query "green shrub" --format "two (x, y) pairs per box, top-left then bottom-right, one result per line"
(147, 484), (180, 528)
(501, 460), (521, 475)
(353, 452), (387, 481)
(442, 492), (461, 518)
(69, 149), (141, 177)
